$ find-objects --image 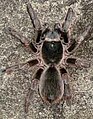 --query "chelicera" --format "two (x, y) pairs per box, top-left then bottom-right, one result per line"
(0, 3), (92, 114)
